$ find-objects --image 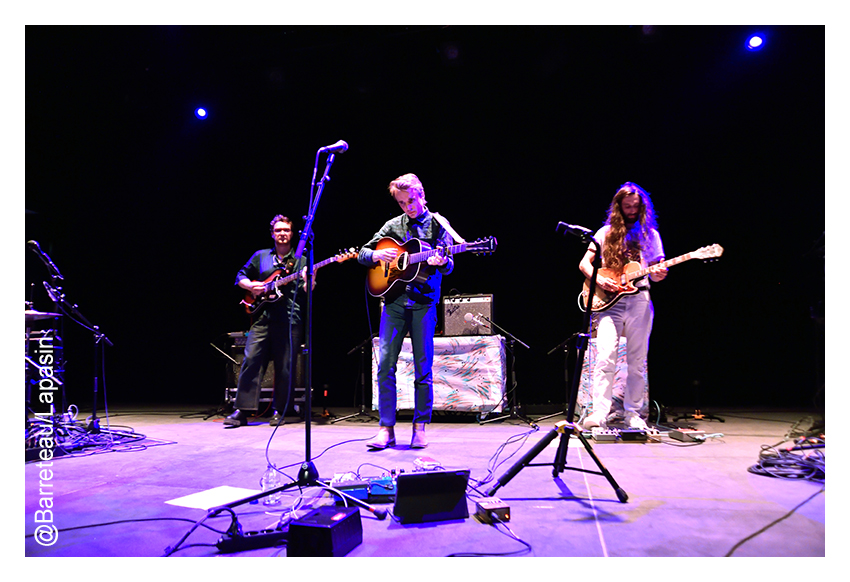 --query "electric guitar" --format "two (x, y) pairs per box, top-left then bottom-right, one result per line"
(579, 244), (724, 312)
(240, 248), (358, 315)
(366, 236), (497, 298)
